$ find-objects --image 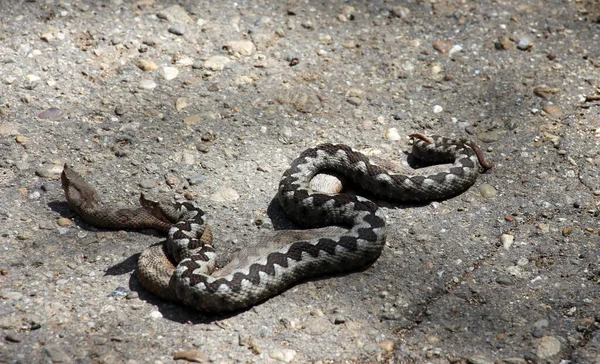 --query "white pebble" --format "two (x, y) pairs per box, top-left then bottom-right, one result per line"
(500, 234), (514, 250)
(433, 105), (443, 113)
(161, 67), (179, 81)
(138, 79), (157, 90)
(448, 44), (463, 56)
(385, 127), (401, 141)
(269, 349), (296, 363)
(149, 311), (163, 319)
